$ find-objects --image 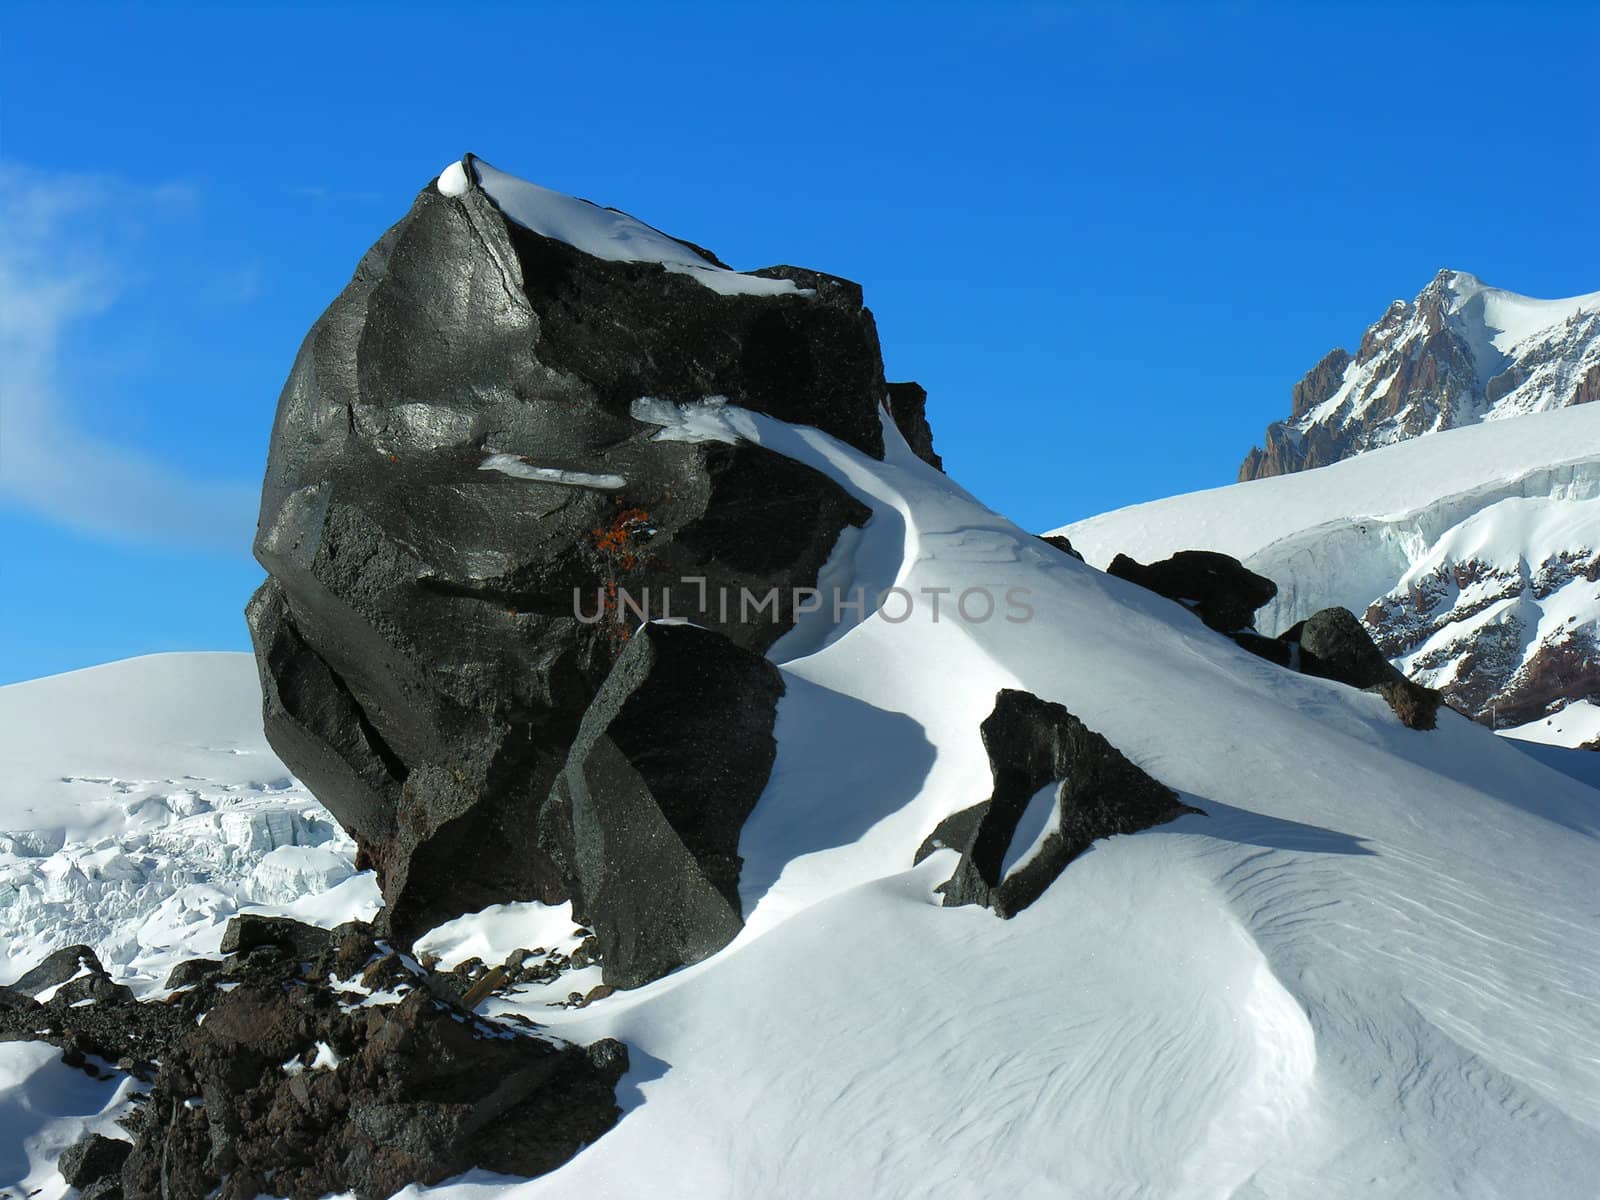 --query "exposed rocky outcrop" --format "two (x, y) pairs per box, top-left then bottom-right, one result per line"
(245, 155), (913, 947)
(1240, 269), (1600, 481)
(885, 380), (943, 470)
(1107, 550), (1277, 634)
(58, 1133), (131, 1199)
(540, 622), (785, 989)
(1266, 607), (1443, 730)
(4, 916), (627, 1200)
(1038, 533), (1085, 562)
(0, 945), (178, 1079)
(915, 690), (1198, 916)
